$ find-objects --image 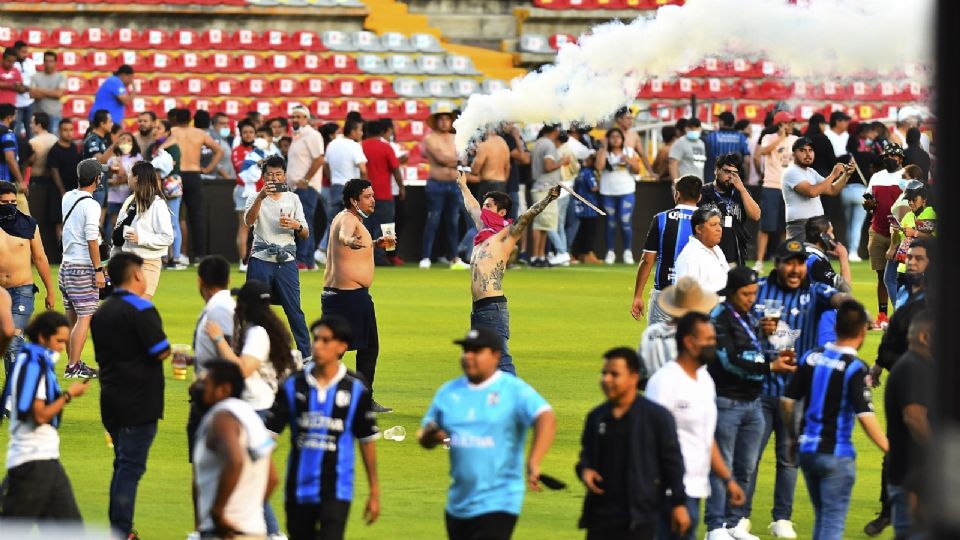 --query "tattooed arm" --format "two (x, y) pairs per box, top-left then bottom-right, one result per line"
(457, 170), (483, 229)
(510, 185), (561, 239)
